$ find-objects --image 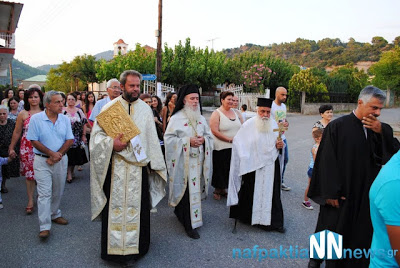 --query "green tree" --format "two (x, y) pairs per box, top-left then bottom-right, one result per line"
(288, 69), (328, 105)
(96, 44), (156, 82)
(224, 50), (297, 92)
(370, 47), (400, 94)
(328, 64), (369, 100)
(47, 55), (98, 92)
(162, 38), (228, 90)
(371, 36), (388, 49)
(393, 36), (400, 46)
